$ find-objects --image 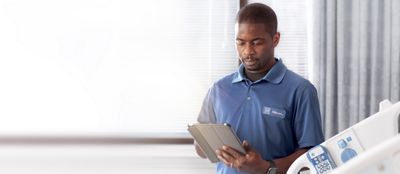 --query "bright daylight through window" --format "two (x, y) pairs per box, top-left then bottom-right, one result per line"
(0, 0), (309, 136)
